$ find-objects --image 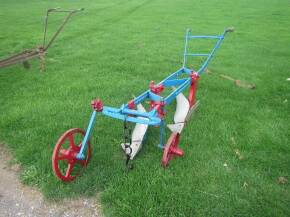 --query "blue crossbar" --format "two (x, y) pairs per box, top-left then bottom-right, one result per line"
(186, 53), (210, 57)
(183, 28), (233, 74)
(103, 106), (161, 126)
(188, 35), (223, 39)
